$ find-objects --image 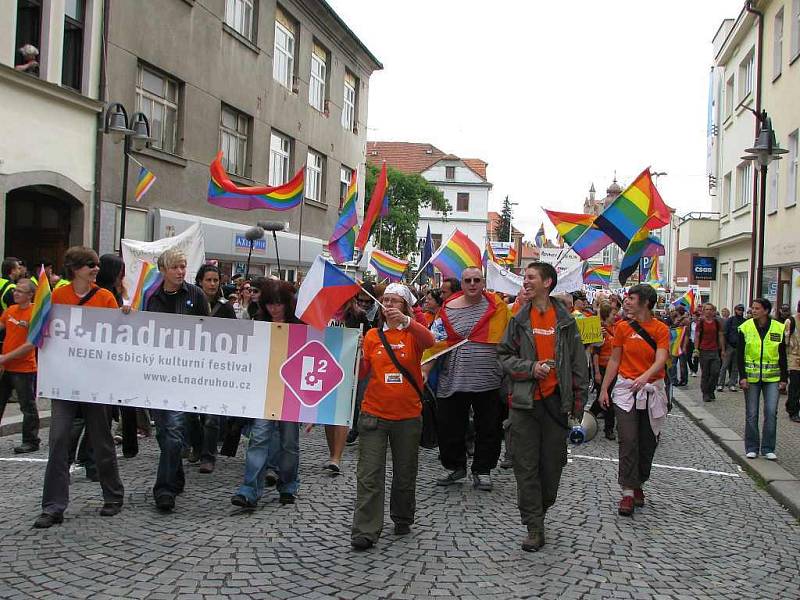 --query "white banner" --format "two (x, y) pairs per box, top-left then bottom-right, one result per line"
(539, 247), (581, 275)
(552, 261), (584, 294)
(121, 222), (206, 301)
(486, 260), (523, 296)
(38, 305), (359, 426)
